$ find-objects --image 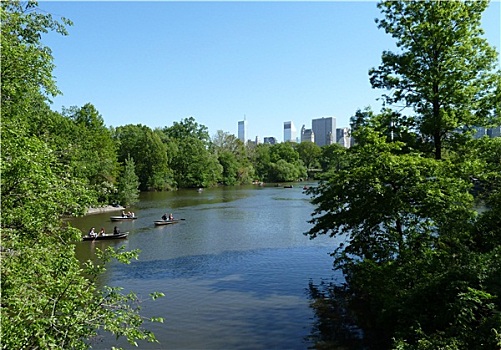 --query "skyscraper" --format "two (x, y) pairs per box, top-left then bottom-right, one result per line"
(283, 121), (297, 142)
(238, 117), (247, 143)
(336, 127), (351, 148)
(312, 117), (336, 147)
(300, 125), (314, 143)
(487, 126), (501, 138)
